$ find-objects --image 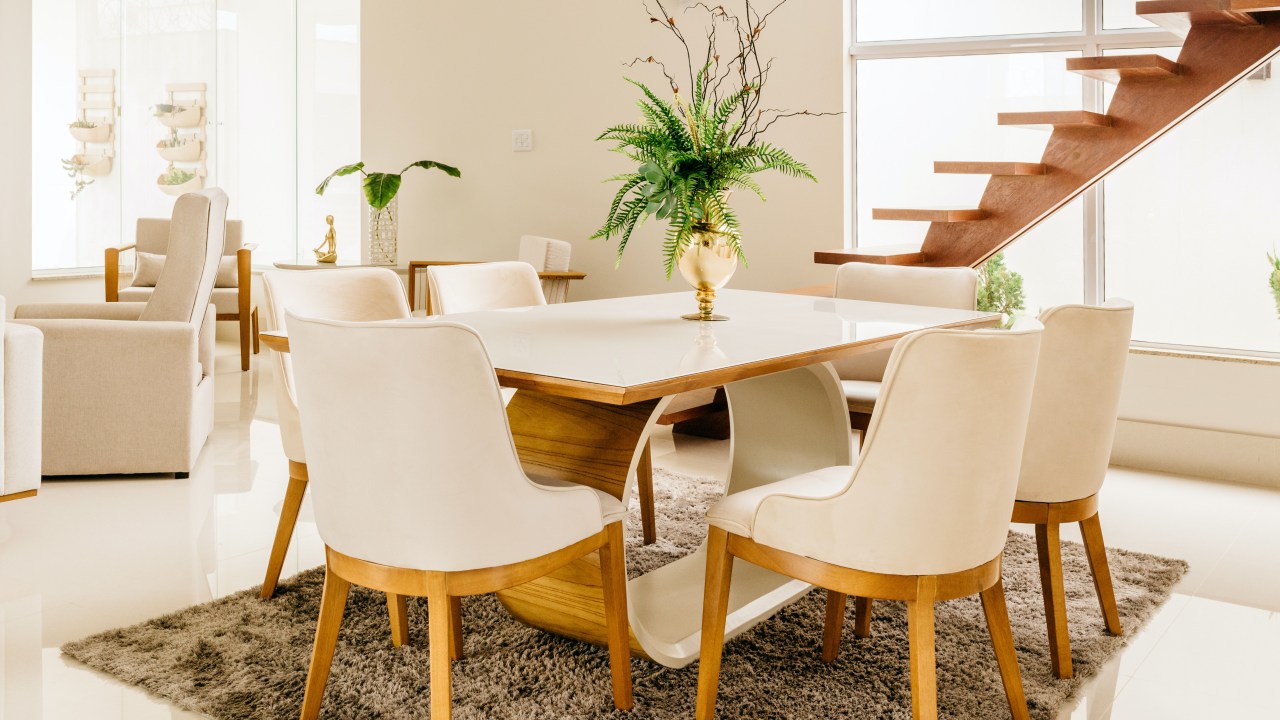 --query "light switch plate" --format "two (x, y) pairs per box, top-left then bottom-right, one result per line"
(512, 129), (533, 152)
